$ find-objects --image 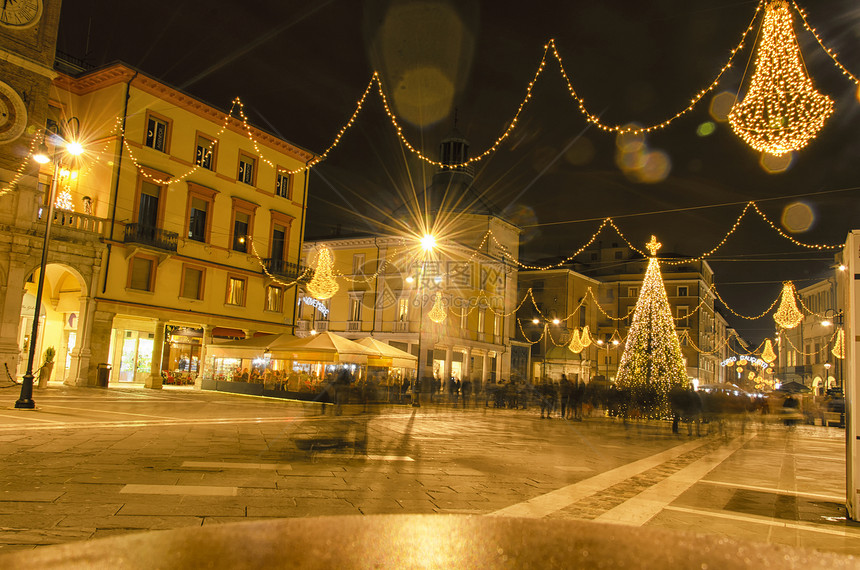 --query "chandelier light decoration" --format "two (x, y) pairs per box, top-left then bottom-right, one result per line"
(832, 328), (845, 360)
(428, 292), (447, 324)
(728, 0), (834, 156)
(761, 338), (777, 363)
(773, 281), (803, 328)
(568, 329), (585, 354)
(579, 325), (593, 349)
(306, 246), (339, 300)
